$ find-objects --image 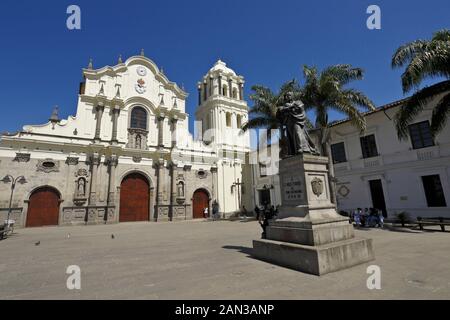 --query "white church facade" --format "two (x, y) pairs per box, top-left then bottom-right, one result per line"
(0, 54), (250, 228)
